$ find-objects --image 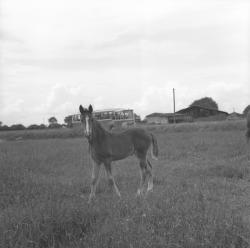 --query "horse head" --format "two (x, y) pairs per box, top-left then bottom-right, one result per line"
(79, 104), (93, 138)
